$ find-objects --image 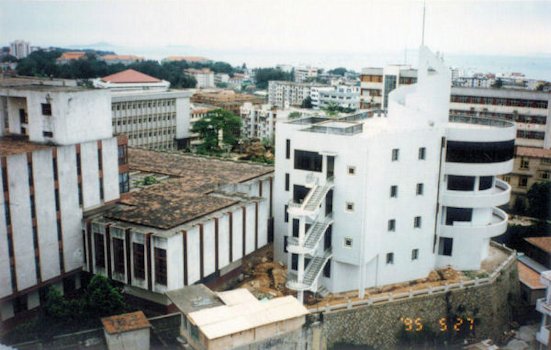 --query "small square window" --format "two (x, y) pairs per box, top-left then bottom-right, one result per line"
(519, 177), (528, 188)
(347, 166), (356, 175)
(344, 237), (353, 248)
(41, 103), (52, 116)
(346, 202), (354, 211)
(390, 185), (398, 198)
(391, 149), (399, 161)
(412, 249), (419, 260)
(43, 131), (53, 138)
(418, 147), (426, 160)
(414, 216), (422, 228)
(416, 183), (424, 195)
(387, 219), (396, 232)
(386, 252), (394, 264)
